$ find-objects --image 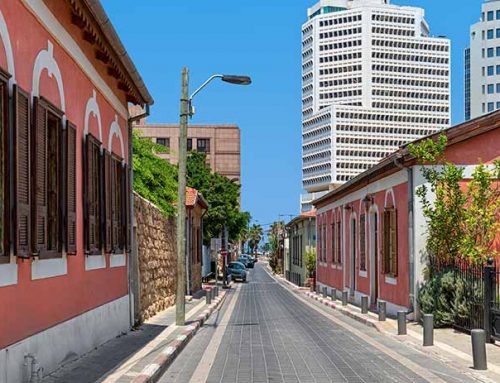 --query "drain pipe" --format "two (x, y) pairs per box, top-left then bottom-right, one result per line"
(127, 104), (151, 327)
